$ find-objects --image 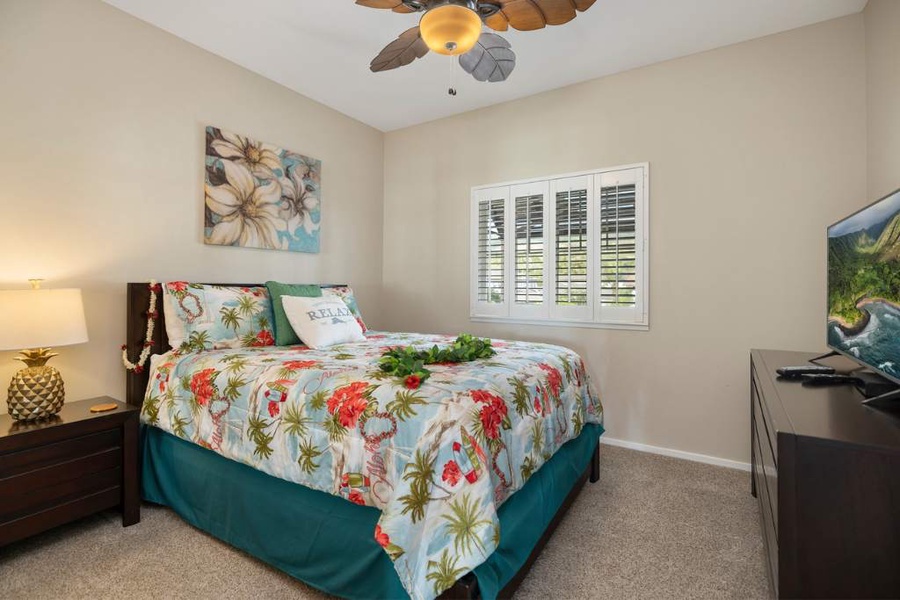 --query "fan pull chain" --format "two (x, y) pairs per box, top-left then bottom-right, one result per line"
(448, 56), (458, 97)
